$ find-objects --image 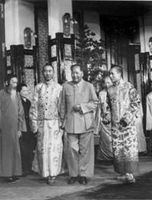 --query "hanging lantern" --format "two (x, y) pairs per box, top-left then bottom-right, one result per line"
(24, 27), (32, 49)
